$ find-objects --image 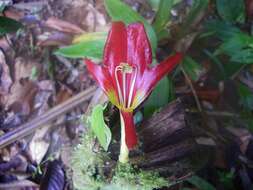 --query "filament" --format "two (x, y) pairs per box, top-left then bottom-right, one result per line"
(115, 63), (138, 110)
(115, 66), (124, 105)
(127, 66), (137, 108)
